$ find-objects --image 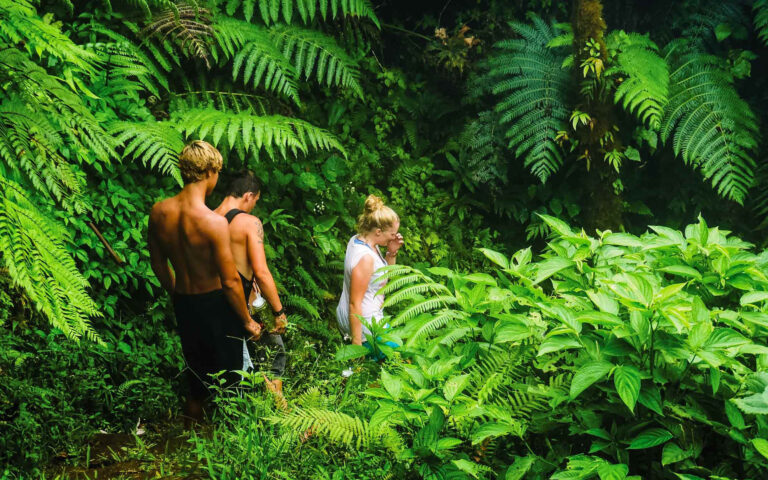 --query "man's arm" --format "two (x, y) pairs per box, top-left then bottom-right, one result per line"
(148, 210), (174, 294)
(208, 215), (262, 339)
(246, 216), (286, 333)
